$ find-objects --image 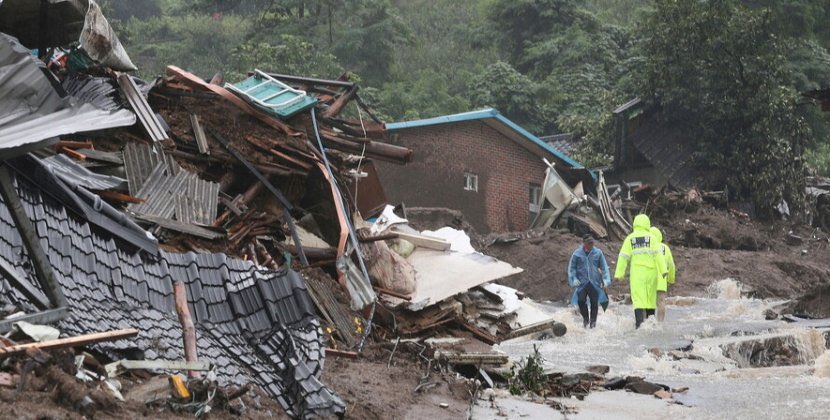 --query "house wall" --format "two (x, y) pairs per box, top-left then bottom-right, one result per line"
(375, 120), (548, 233)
